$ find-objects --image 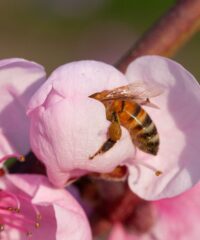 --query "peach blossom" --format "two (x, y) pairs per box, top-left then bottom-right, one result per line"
(0, 58), (45, 163)
(0, 174), (92, 240)
(28, 56), (200, 200)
